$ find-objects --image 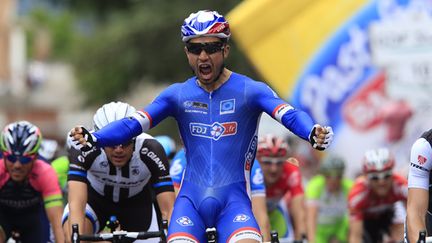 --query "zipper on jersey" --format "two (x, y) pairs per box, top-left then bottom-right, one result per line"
(209, 91), (214, 186)
(113, 167), (121, 202)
